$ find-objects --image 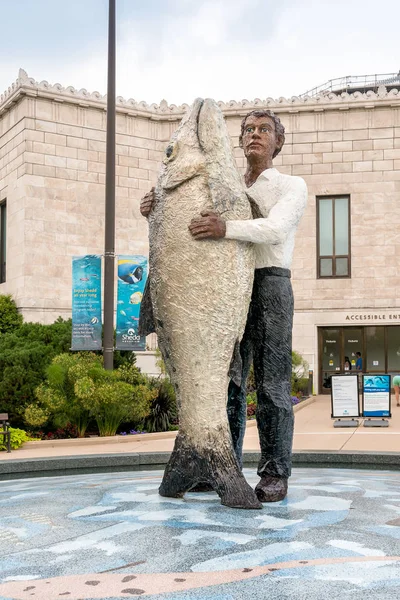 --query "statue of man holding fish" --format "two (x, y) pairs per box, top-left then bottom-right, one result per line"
(140, 101), (307, 507)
